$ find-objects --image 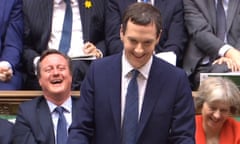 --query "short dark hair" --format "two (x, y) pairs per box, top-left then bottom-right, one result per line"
(36, 49), (72, 78)
(122, 3), (162, 37)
